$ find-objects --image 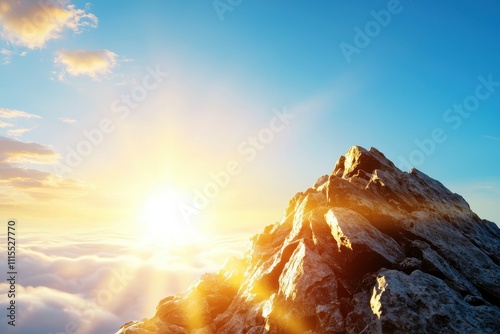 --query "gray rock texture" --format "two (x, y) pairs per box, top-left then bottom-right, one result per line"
(117, 146), (500, 334)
